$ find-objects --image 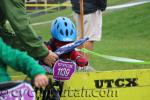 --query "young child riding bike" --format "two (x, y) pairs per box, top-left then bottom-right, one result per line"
(45, 17), (88, 68)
